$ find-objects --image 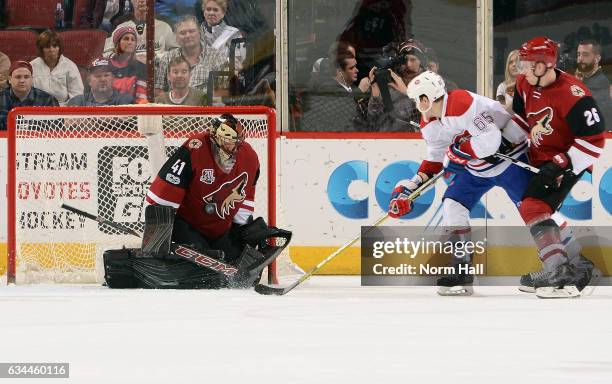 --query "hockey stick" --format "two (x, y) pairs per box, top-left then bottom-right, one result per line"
(494, 153), (539, 174)
(61, 203), (143, 237)
(255, 170), (445, 296)
(61, 203), (247, 276)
